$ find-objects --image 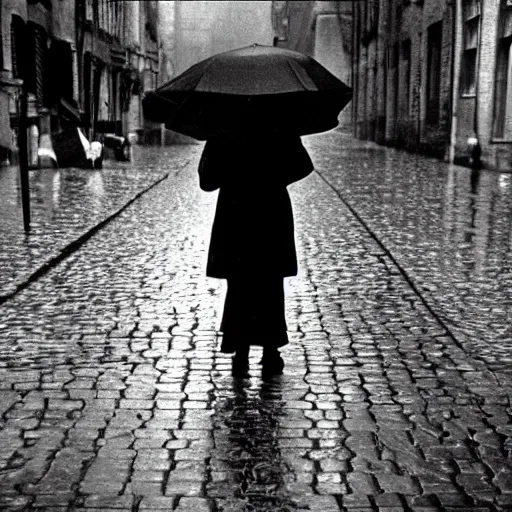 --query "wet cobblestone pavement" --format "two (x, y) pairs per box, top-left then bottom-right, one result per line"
(309, 132), (512, 371)
(0, 148), (191, 300)
(0, 135), (511, 511)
